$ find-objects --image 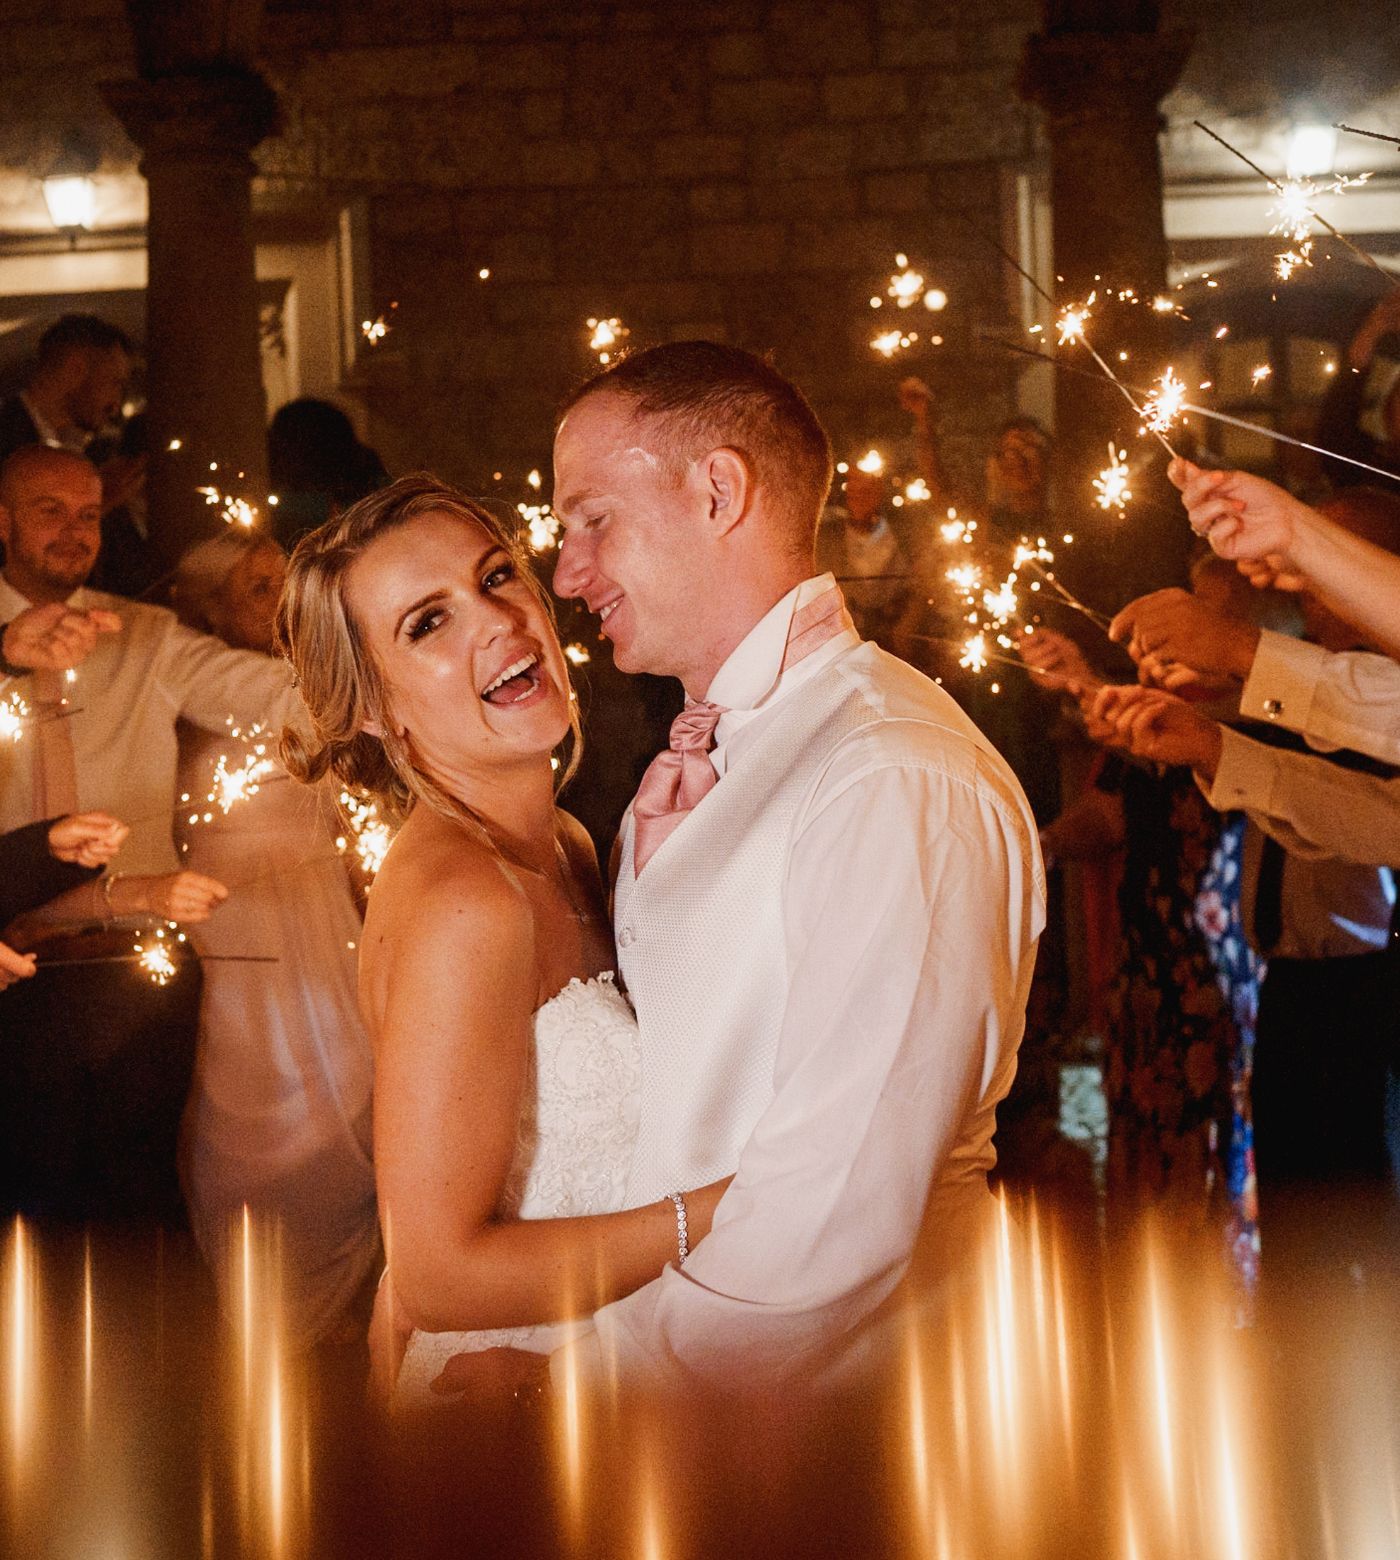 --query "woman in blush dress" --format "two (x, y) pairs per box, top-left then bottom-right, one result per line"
(172, 531), (379, 1348)
(275, 475), (729, 1407)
